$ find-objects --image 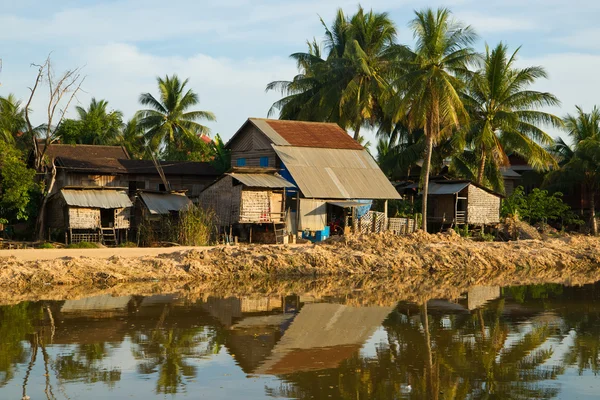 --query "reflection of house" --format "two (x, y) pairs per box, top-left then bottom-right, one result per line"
(426, 180), (503, 227)
(219, 301), (393, 375)
(222, 118), (400, 239)
(466, 286), (501, 310)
